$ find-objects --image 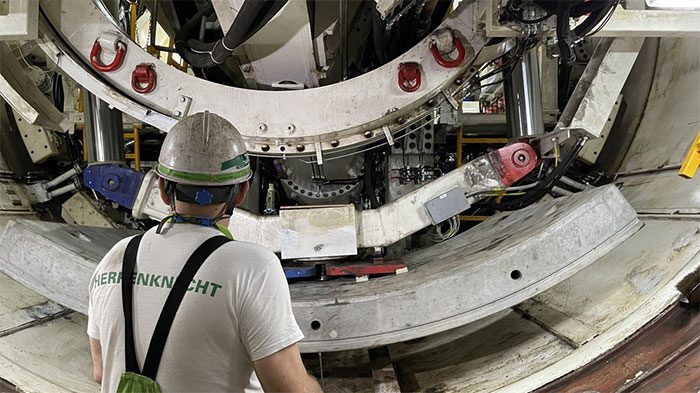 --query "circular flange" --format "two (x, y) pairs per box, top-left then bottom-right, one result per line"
(39, 1), (483, 155)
